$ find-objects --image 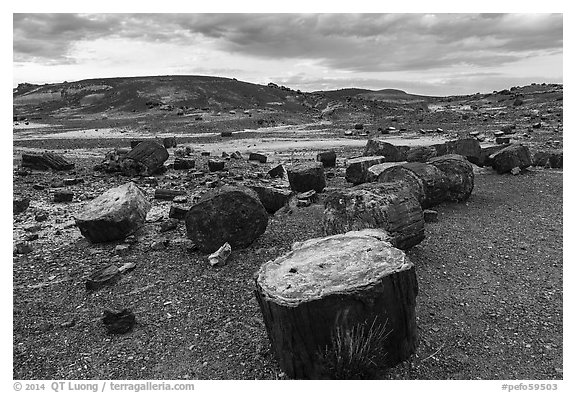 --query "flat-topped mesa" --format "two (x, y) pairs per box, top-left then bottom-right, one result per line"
(377, 162), (450, 208)
(255, 229), (418, 379)
(323, 181), (425, 250)
(427, 154), (474, 202)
